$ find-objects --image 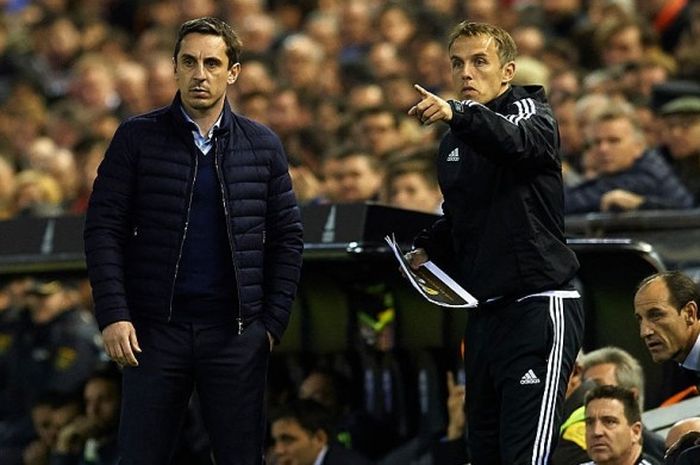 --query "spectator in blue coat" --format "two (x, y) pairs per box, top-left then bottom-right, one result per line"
(565, 105), (693, 214)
